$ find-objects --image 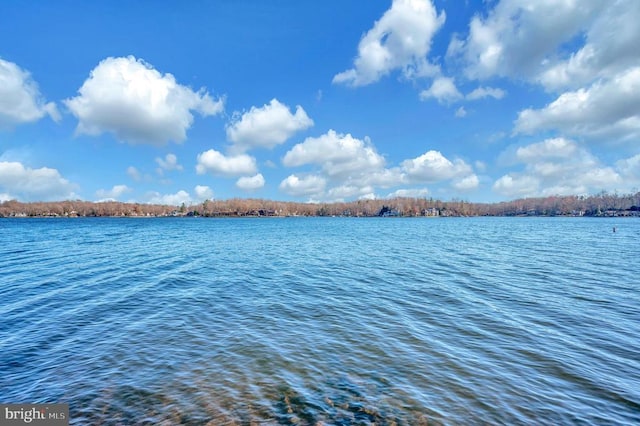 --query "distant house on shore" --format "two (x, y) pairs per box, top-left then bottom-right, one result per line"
(422, 207), (440, 217)
(378, 206), (400, 217)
